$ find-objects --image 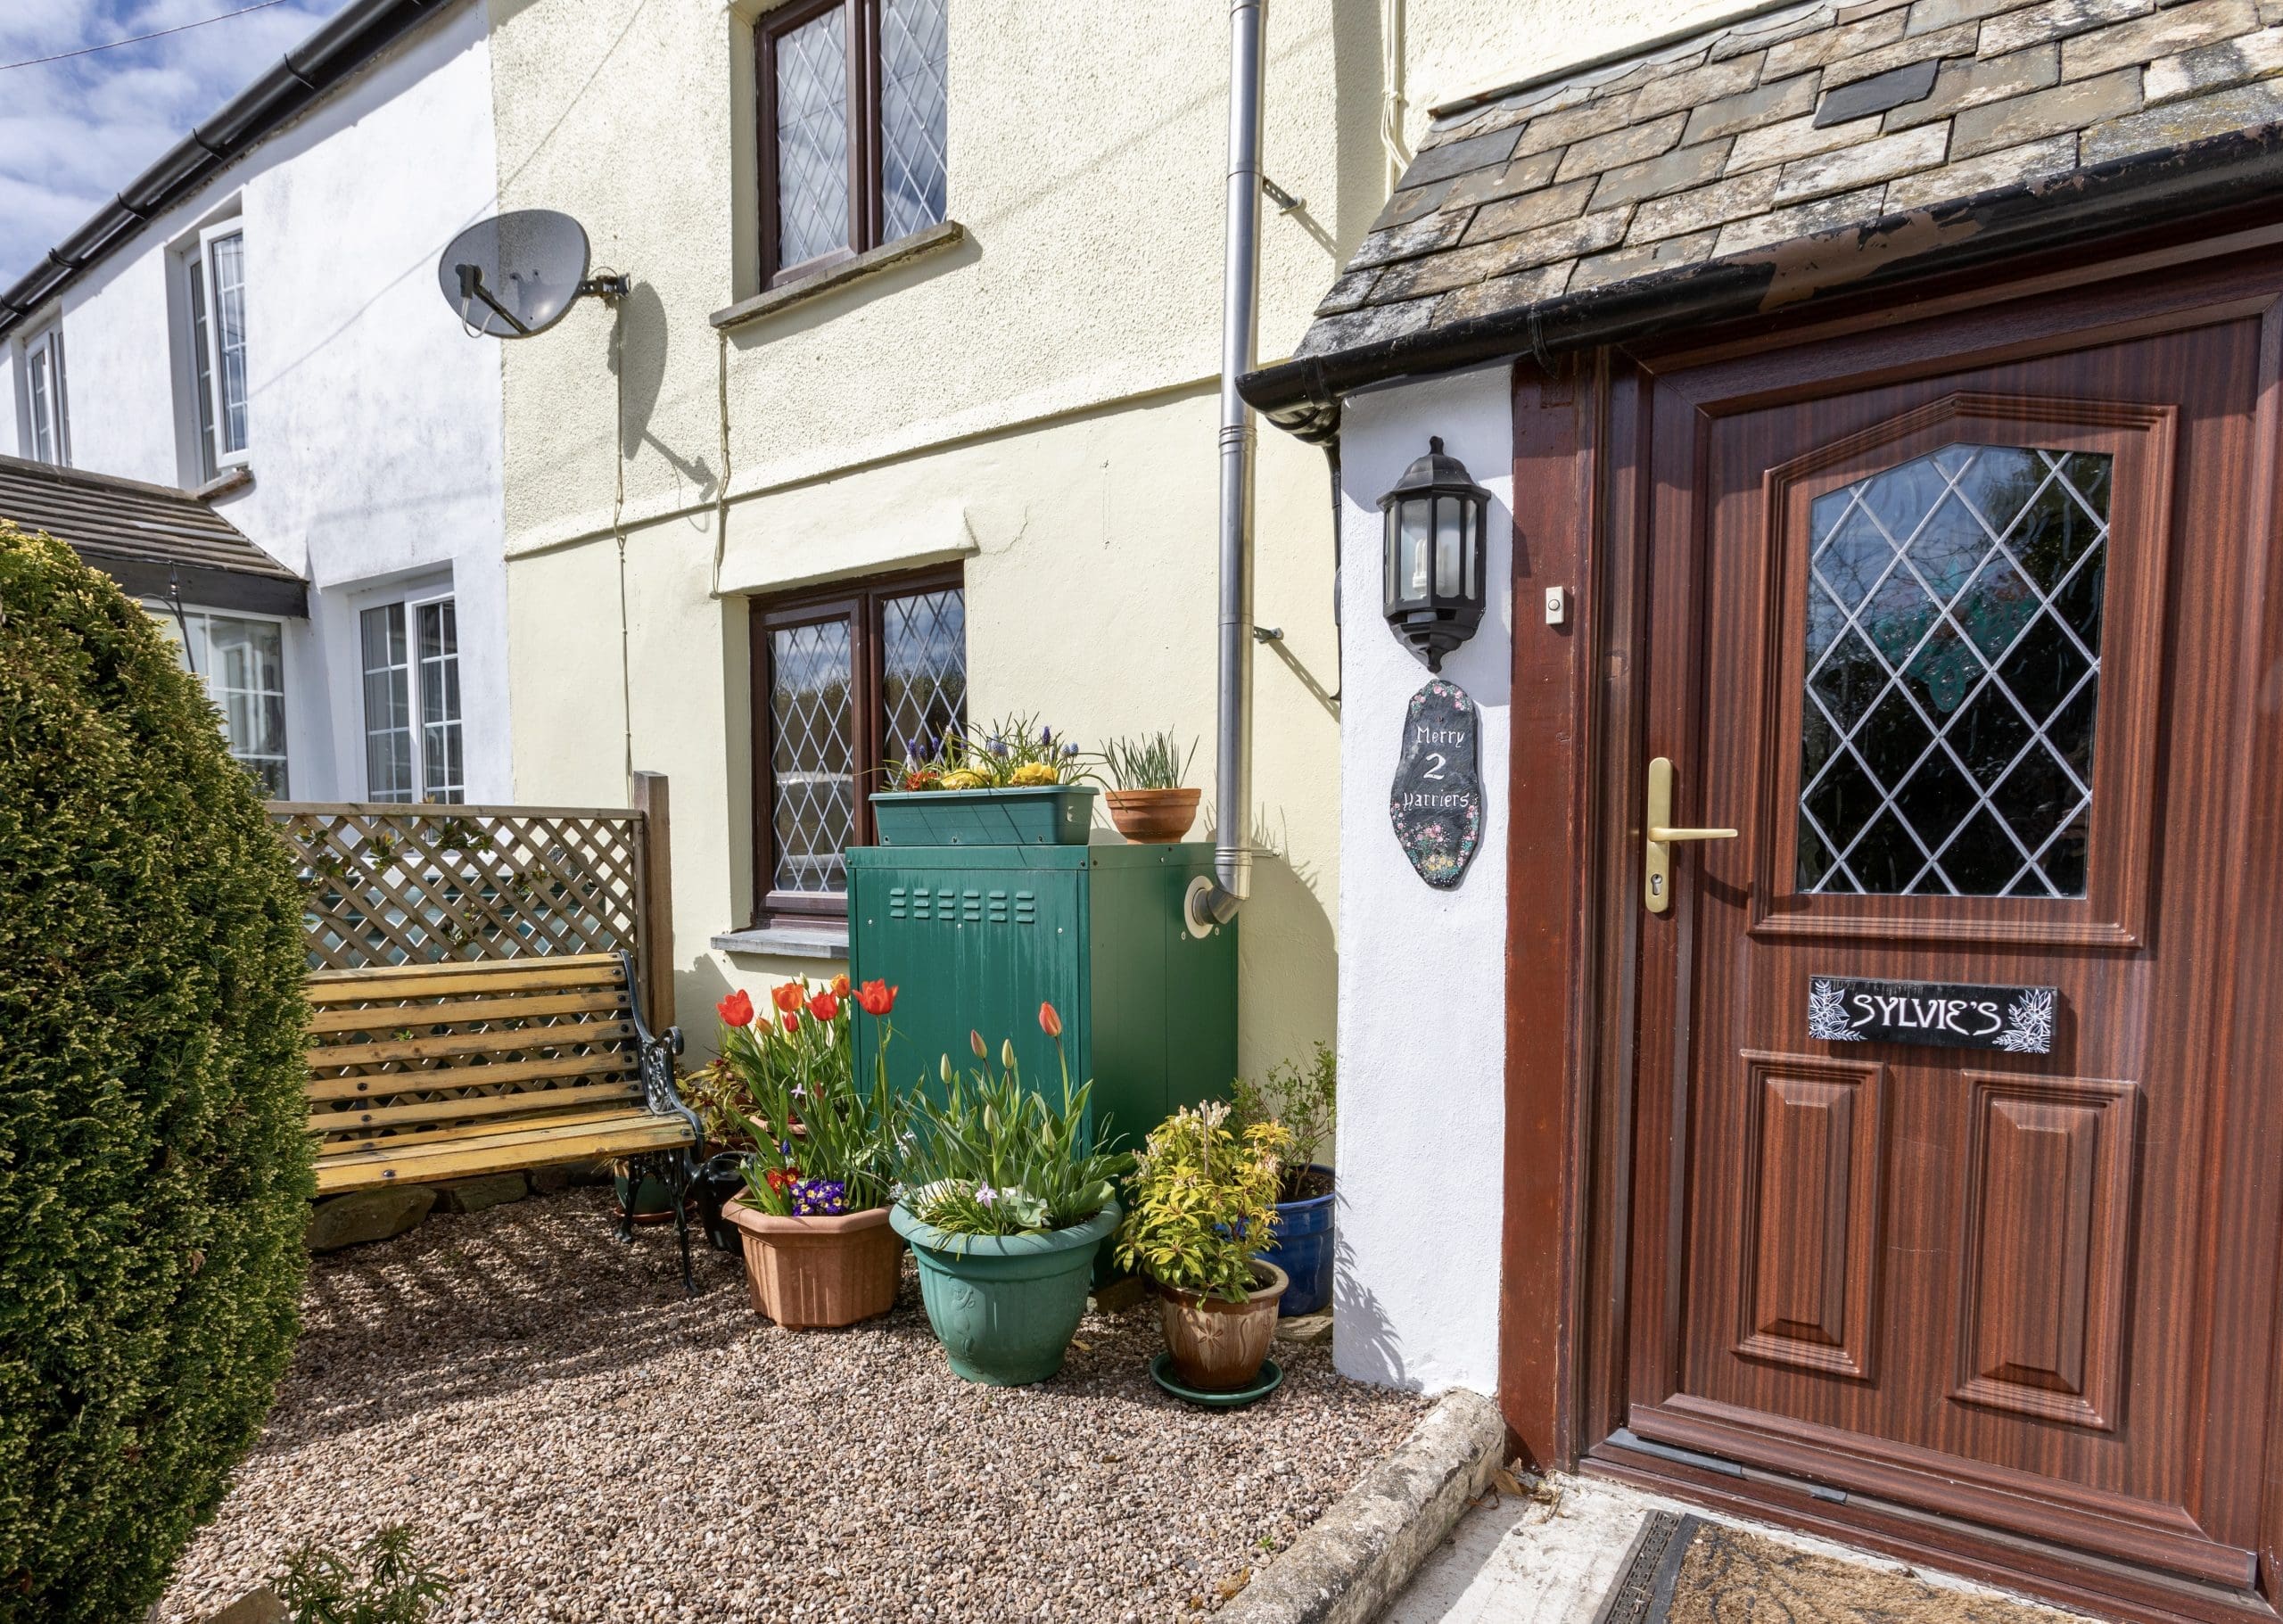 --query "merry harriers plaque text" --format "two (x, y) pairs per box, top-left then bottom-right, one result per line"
(1389, 678), (1482, 889)
(1808, 975), (2057, 1053)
